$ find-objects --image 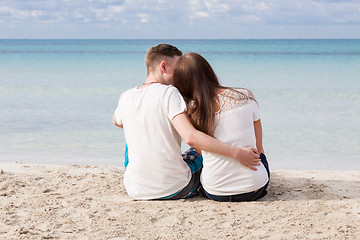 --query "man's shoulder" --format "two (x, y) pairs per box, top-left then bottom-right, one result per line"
(119, 87), (137, 98)
(159, 84), (181, 95)
(142, 84), (182, 99)
(119, 84), (181, 101)
(153, 83), (178, 91)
